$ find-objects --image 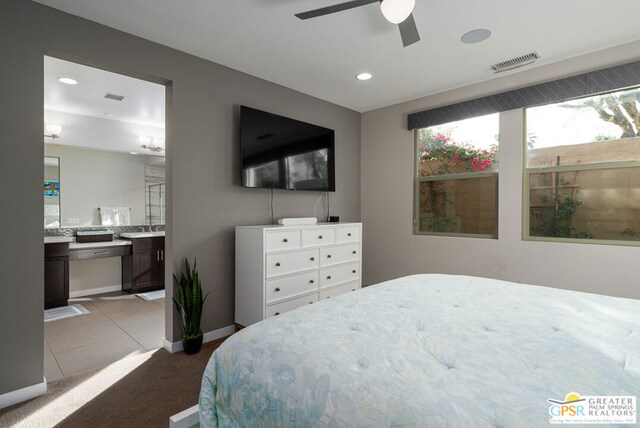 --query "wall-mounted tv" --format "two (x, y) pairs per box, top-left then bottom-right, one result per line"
(240, 106), (335, 191)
